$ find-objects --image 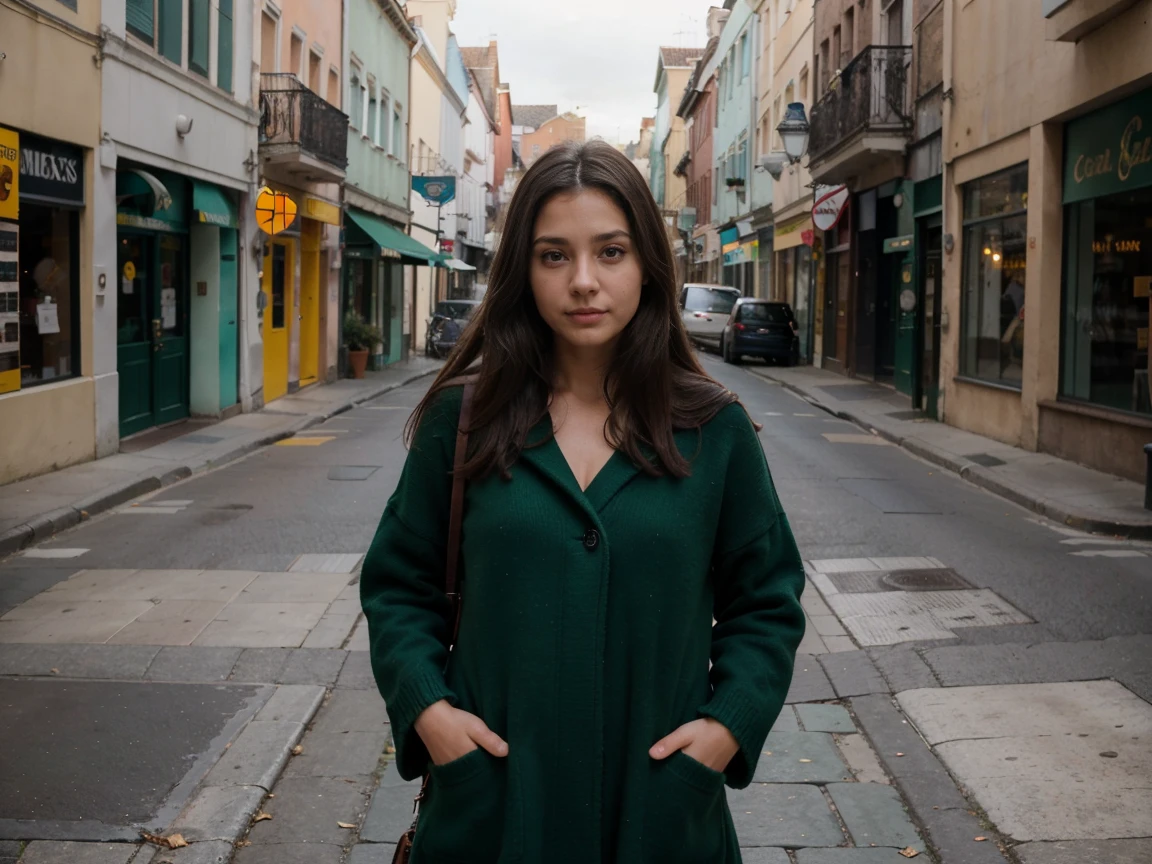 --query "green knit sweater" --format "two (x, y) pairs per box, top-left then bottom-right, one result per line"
(361, 386), (806, 863)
